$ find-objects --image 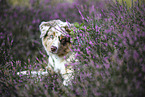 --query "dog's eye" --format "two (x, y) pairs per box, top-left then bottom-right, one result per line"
(50, 35), (54, 39)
